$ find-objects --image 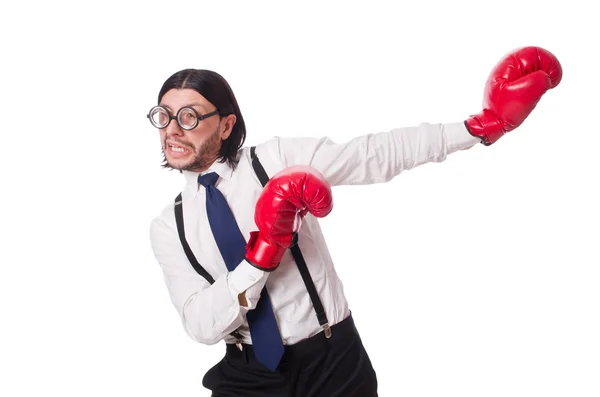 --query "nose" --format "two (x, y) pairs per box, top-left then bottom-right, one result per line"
(164, 118), (184, 137)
